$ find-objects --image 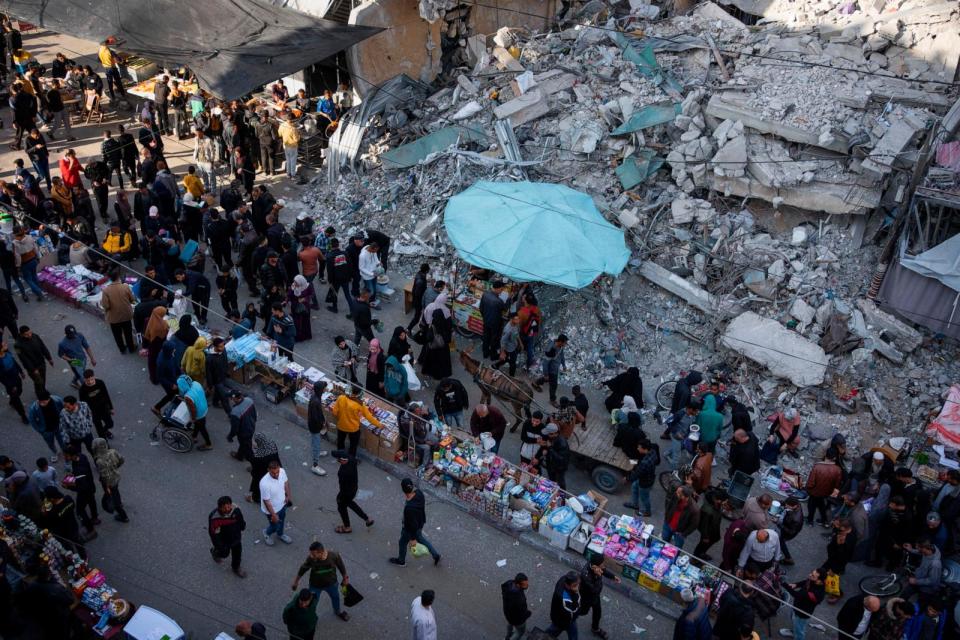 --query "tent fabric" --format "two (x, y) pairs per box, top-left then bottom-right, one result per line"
(927, 384), (960, 449)
(443, 181), (631, 289)
(0, 0), (382, 99)
(900, 233), (960, 293)
(878, 259), (960, 340)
